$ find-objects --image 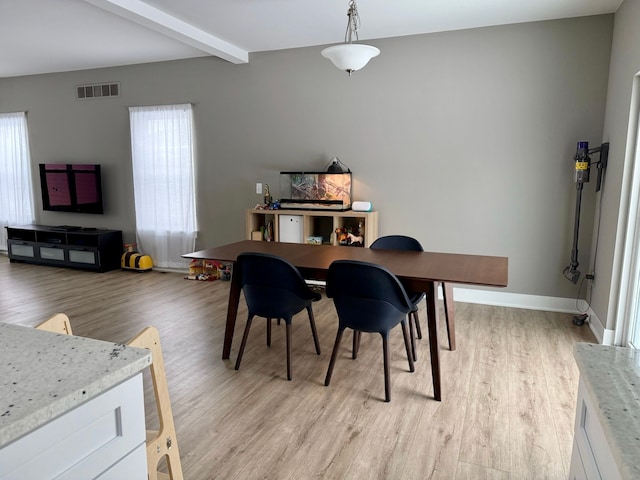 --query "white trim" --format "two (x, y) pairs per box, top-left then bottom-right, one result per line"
(582, 305), (617, 345)
(609, 73), (640, 346)
(83, 0), (249, 64)
(451, 287), (585, 312)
